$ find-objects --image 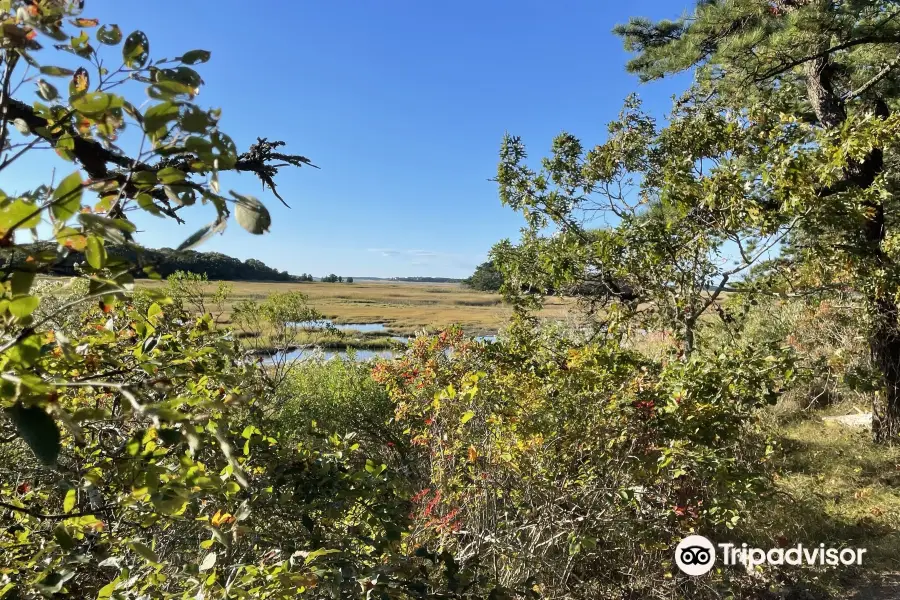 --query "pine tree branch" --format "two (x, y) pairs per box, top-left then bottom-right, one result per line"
(843, 51), (900, 101)
(754, 35), (900, 82)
